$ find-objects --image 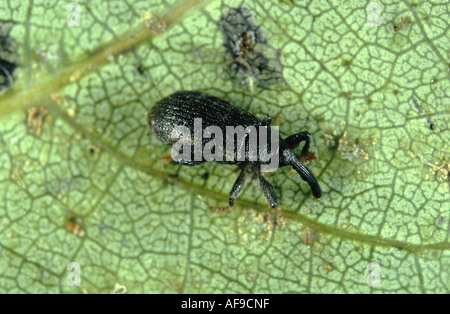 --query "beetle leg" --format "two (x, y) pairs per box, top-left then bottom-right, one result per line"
(228, 163), (250, 206)
(256, 169), (278, 208)
(284, 131), (310, 157)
